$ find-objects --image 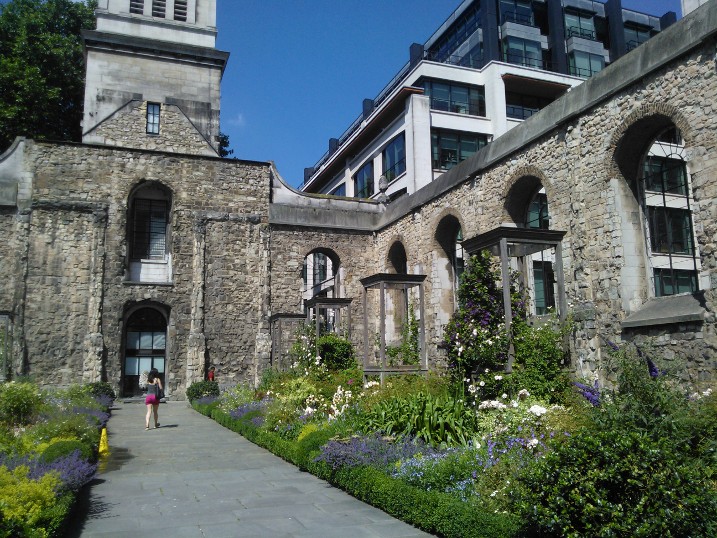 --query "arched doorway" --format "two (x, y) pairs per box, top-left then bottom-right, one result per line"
(122, 306), (167, 397)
